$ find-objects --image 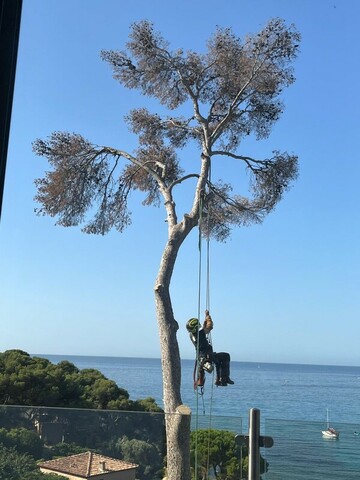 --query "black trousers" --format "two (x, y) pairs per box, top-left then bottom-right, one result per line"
(212, 352), (231, 379)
